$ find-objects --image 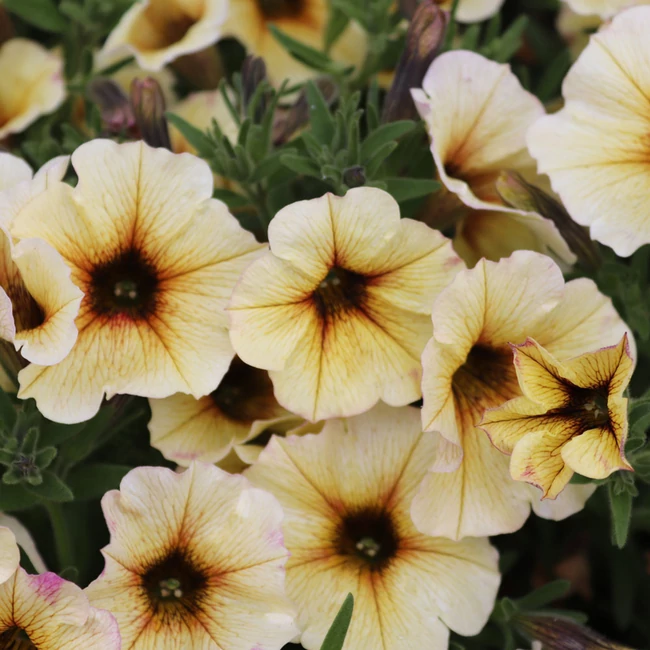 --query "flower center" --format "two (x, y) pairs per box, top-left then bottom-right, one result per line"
(557, 386), (611, 429)
(257, 0), (304, 19)
(336, 508), (399, 569)
(0, 627), (36, 649)
(7, 282), (45, 333)
(89, 249), (158, 319)
(313, 266), (366, 319)
(142, 549), (207, 612)
(133, 0), (201, 51)
(210, 357), (279, 423)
